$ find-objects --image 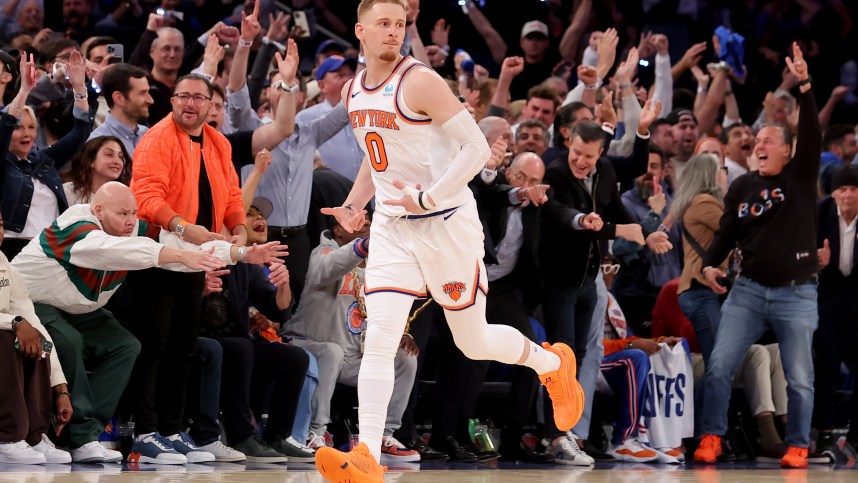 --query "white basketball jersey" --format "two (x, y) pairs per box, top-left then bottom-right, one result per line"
(346, 56), (469, 218)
